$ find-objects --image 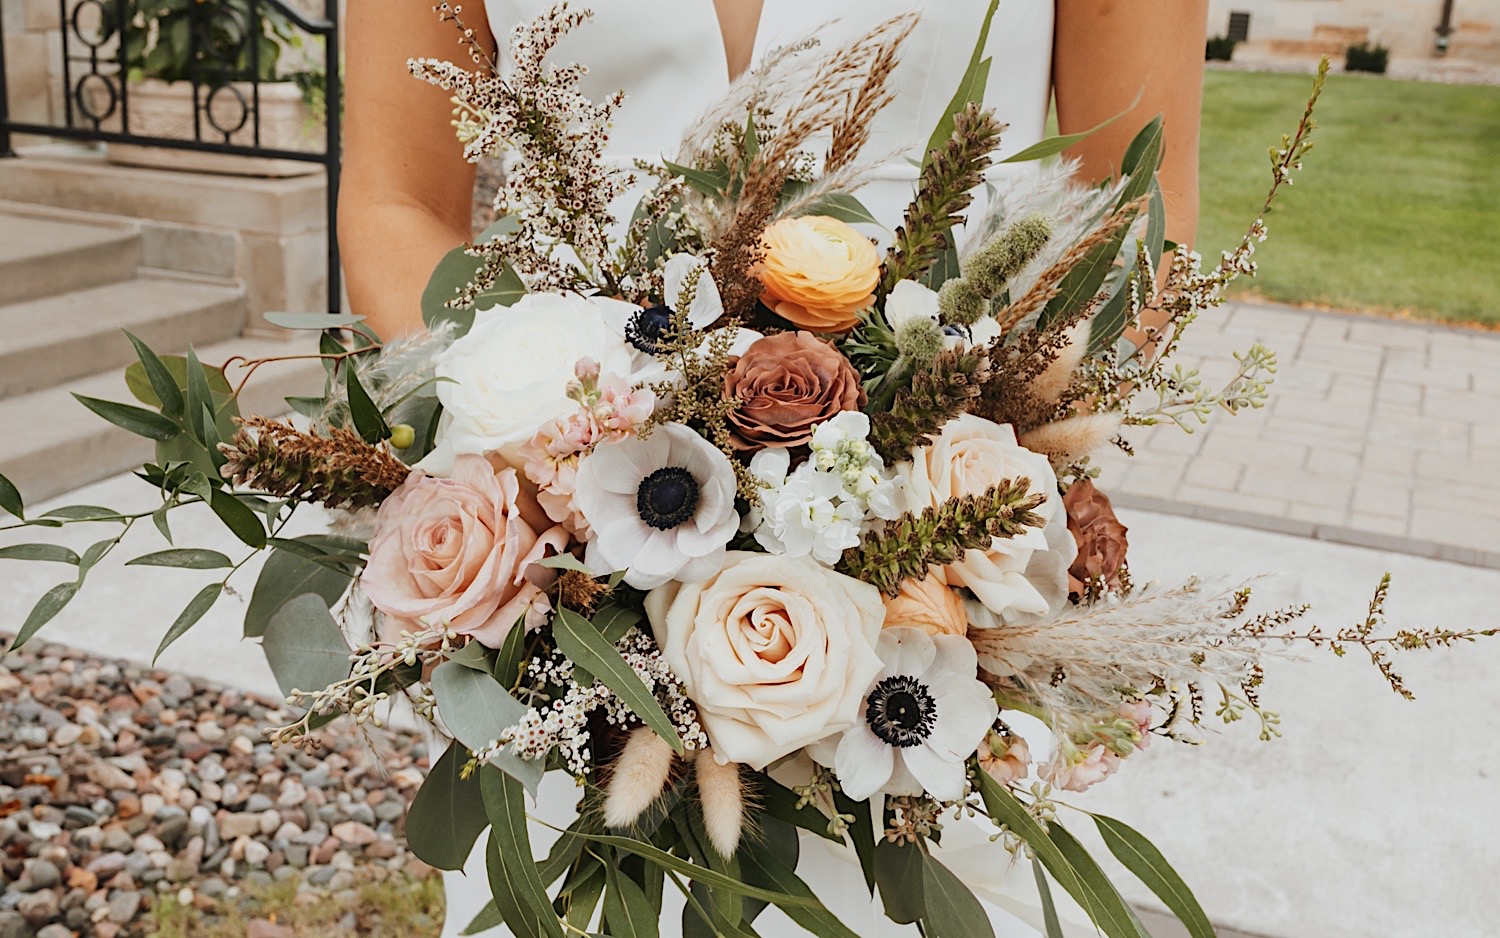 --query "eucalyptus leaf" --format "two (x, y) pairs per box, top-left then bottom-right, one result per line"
(594, 602), (642, 645)
(481, 768), (564, 938)
(243, 538), (356, 639)
(793, 192), (881, 226)
(124, 352), (231, 411)
(406, 743), (489, 871)
(1095, 814), (1214, 938)
(0, 544), (81, 565)
(1033, 858), (1065, 938)
(754, 773), (840, 843)
(921, 0), (999, 162)
(0, 472), (21, 519)
(999, 91), (1139, 164)
(535, 553), (595, 574)
(126, 548), (232, 570)
(976, 775), (1092, 920)
(565, 830), (818, 911)
(431, 661), (544, 795)
(566, 866), (608, 931)
(260, 593), (352, 699)
(832, 787), (876, 893)
(1047, 822), (1151, 938)
(604, 866), (660, 938)
(873, 839), (926, 925)
(552, 608), (683, 754)
(72, 394), (180, 441)
(152, 582), (224, 664)
(11, 582), (80, 649)
(662, 160), (730, 198)
(920, 851), (995, 938)
(461, 901), (504, 936)
(265, 312), (365, 330)
(739, 836), (860, 938)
